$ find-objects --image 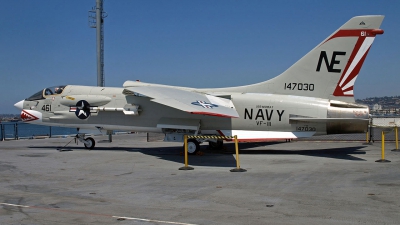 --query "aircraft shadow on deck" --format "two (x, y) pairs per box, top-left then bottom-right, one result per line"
(210, 142), (367, 162)
(29, 141), (368, 167)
